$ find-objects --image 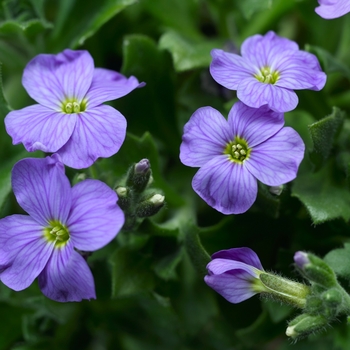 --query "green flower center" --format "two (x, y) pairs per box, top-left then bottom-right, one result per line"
(254, 66), (280, 84)
(44, 220), (70, 248)
(224, 137), (251, 163)
(62, 99), (87, 114)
